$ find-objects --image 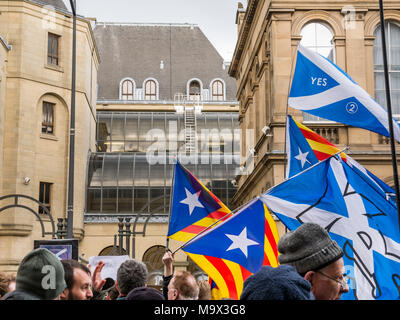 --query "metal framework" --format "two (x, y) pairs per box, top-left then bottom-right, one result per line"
(0, 194), (56, 238)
